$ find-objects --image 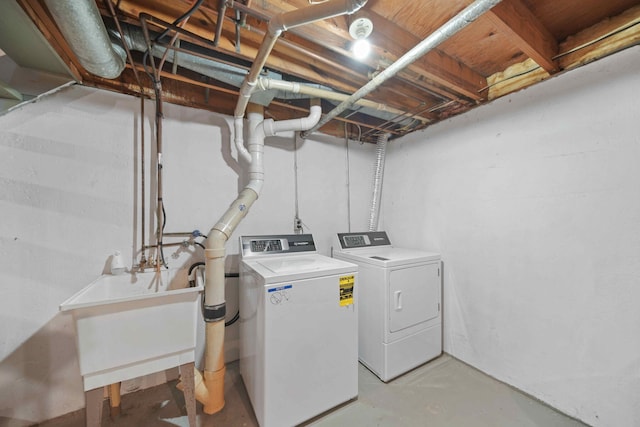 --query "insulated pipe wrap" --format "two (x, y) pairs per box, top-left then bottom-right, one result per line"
(45, 0), (125, 78)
